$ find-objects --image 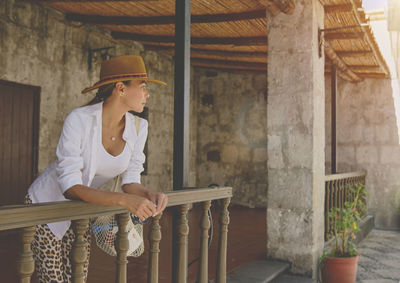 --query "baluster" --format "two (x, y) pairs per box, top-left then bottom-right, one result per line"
(337, 179), (341, 209)
(198, 201), (211, 283)
(334, 180), (338, 228)
(339, 179), (344, 209)
(148, 213), (162, 283)
(329, 180), (335, 235)
(16, 226), (35, 283)
(333, 180), (338, 209)
(71, 219), (89, 283)
(175, 204), (191, 283)
(216, 197), (231, 283)
(350, 177), (354, 202)
(325, 181), (330, 240)
(115, 213), (130, 283)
